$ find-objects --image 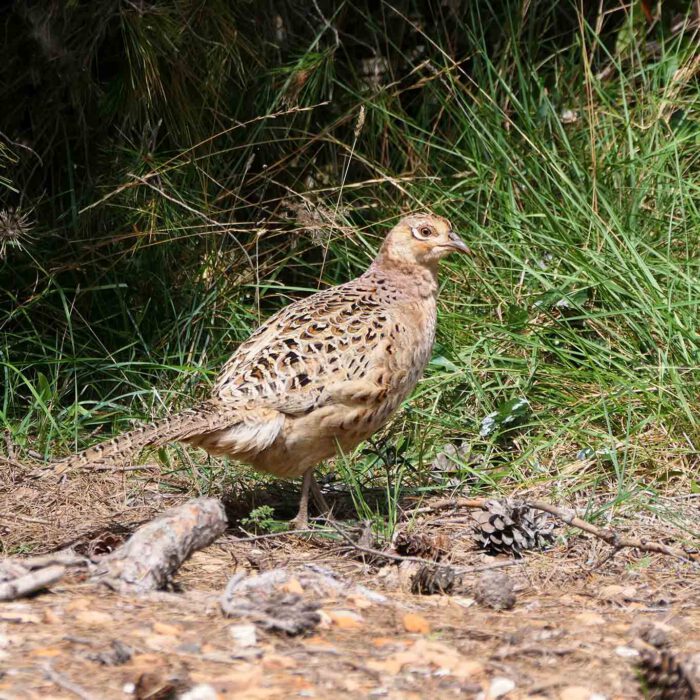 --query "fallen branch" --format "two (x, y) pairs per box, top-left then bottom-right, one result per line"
(0, 564), (66, 601)
(0, 548), (86, 601)
(525, 500), (696, 564)
(21, 549), (87, 569)
(43, 663), (95, 700)
(234, 527), (332, 542)
(404, 497), (487, 516)
(92, 497), (227, 593)
(407, 496), (698, 565)
(326, 519), (520, 575)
